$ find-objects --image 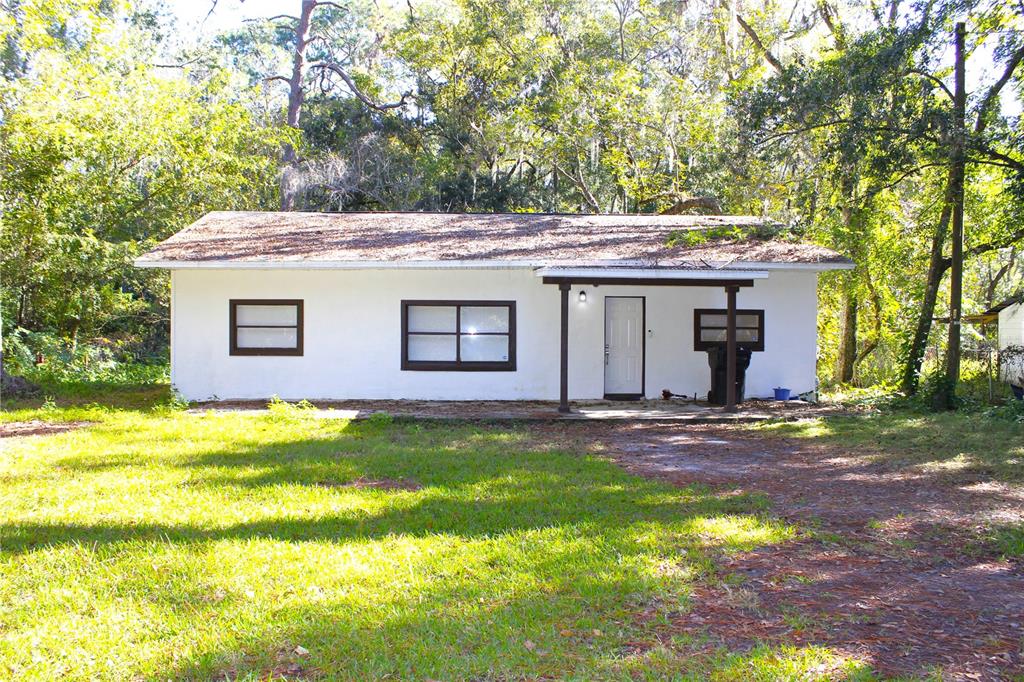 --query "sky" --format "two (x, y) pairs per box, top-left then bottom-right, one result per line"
(168, 0), (286, 36)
